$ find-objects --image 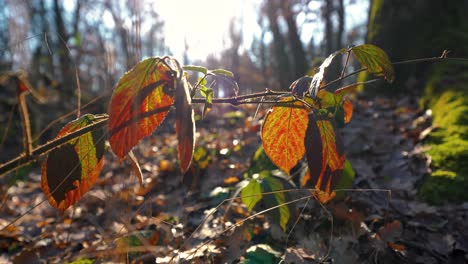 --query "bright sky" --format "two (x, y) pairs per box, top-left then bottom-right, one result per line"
(65, 0), (368, 62)
(153, 0), (260, 62)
